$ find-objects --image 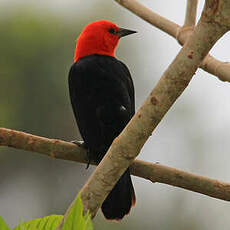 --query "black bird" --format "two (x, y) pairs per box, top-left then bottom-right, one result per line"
(68, 20), (136, 220)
